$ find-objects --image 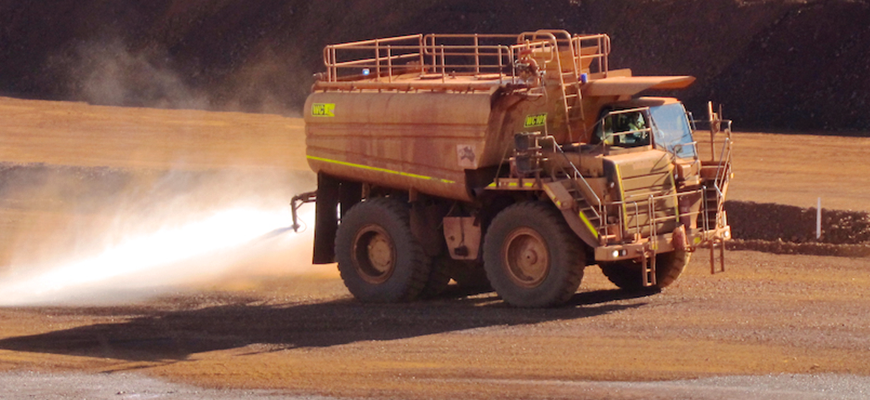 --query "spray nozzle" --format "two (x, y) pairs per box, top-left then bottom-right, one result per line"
(290, 191), (317, 232)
